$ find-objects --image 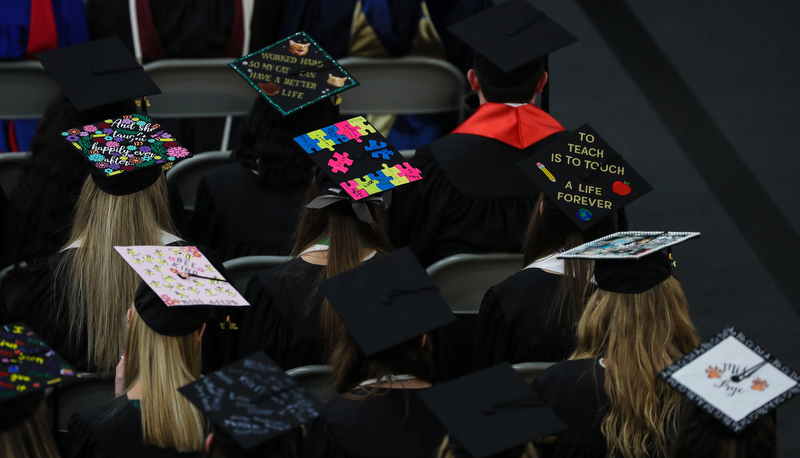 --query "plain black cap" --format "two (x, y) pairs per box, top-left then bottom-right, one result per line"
(595, 250), (672, 294)
(134, 282), (212, 336)
(418, 364), (566, 458)
(230, 32), (358, 116)
(36, 37), (161, 112)
(178, 352), (321, 450)
(0, 323), (80, 431)
(518, 124), (653, 231)
(448, 0), (577, 75)
(319, 247), (456, 356)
